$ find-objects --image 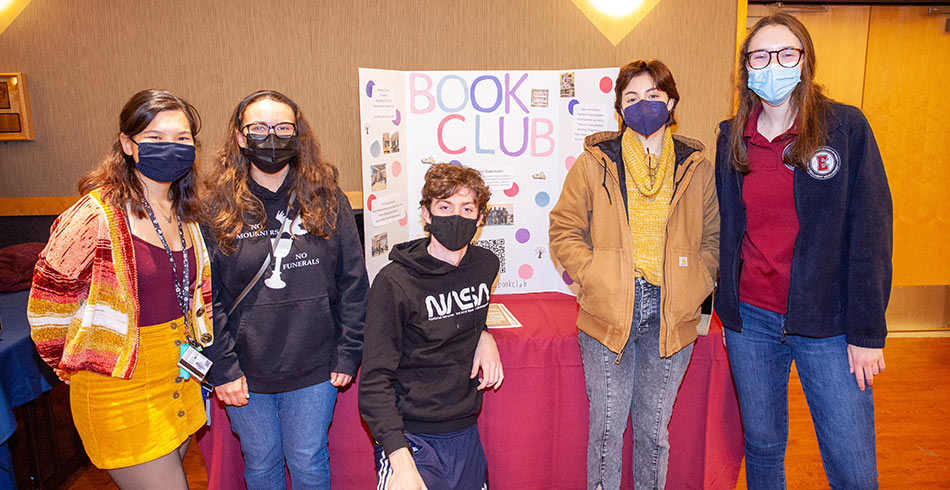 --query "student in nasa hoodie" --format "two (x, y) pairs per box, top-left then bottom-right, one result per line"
(359, 163), (502, 490)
